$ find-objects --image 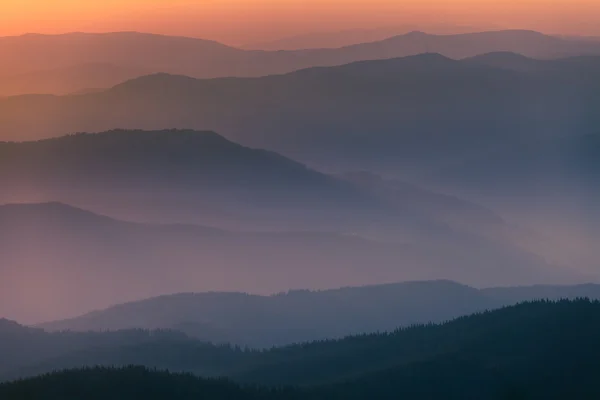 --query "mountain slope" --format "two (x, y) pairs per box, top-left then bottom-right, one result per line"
(232, 300), (600, 388)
